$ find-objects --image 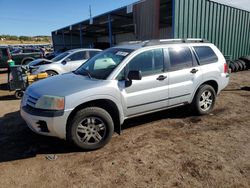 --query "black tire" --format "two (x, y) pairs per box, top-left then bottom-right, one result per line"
(228, 61), (236, 72)
(238, 59), (247, 70)
(235, 60), (243, 71)
(46, 70), (58, 77)
(239, 56), (250, 69)
(68, 107), (114, 150)
(22, 59), (34, 65)
(192, 85), (216, 115)
(233, 61), (240, 72)
(15, 90), (24, 99)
